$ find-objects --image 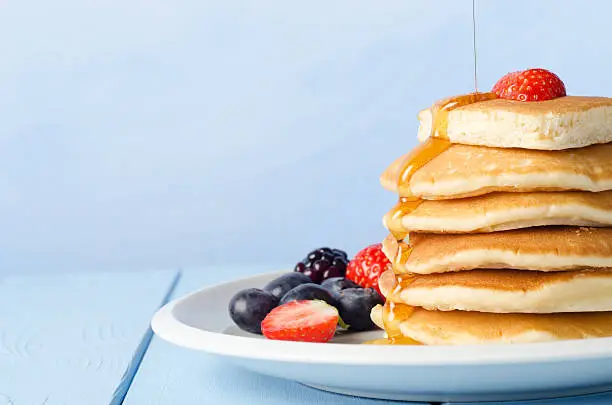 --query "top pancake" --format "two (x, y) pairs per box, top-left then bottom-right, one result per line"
(381, 142), (612, 199)
(417, 96), (612, 150)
